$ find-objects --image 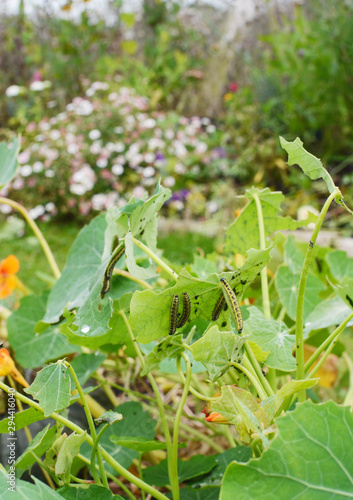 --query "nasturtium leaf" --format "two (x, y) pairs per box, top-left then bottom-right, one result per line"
(190, 327), (247, 382)
(275, 265), (325, 321)
(303, 295), (353, 338)
(95, 410), (123, 425)
(0, 407), (45, 433)
(7, 294), (78, 369)
(326, 250), (353, 282)
(58, 484), (123, 500)
(109, 436), (169, 452)
(69, 352), (106, 386)
(178, 487), (220, 500)
(24, 360), (71, 417)
(248, 340), (269, 363)
(141, 334), (185, 376)
(225, 187), (316, 255)
(187, 447), (252, 489)
(191, 255), (219, 279)
(15, 425), (57, 474)
(139, 340), (206, 374)
(125, 231), (157, 279)
(80, 402), (155, 474)
(243, 307), (296, 372)
(42, 214), (107, 324)
(55, 432), (87, 482)
(143, 455), (217, 487)
(284, 235), (305, 274)
(221, 400), (353, 500)
(0, 136), (20, 188)
(209, 386), (270, 446)
(0, 470), (64, 500)
(131, 233), (285, 343)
